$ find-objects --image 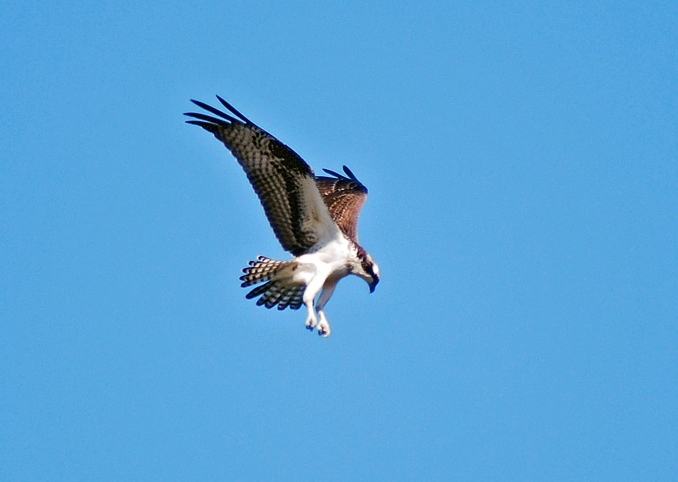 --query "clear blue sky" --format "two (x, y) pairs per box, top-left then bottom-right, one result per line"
(1, 1), (676, 480)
